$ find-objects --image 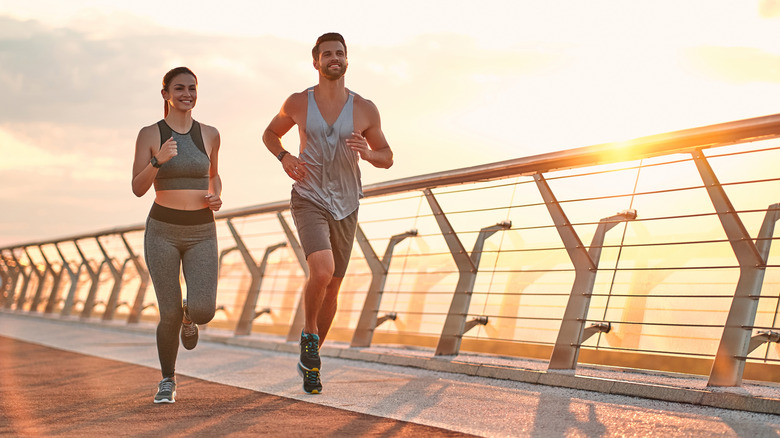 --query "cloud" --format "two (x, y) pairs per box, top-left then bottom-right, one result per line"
(0, 127), (65, 169)
(0, 16), (307, 128)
